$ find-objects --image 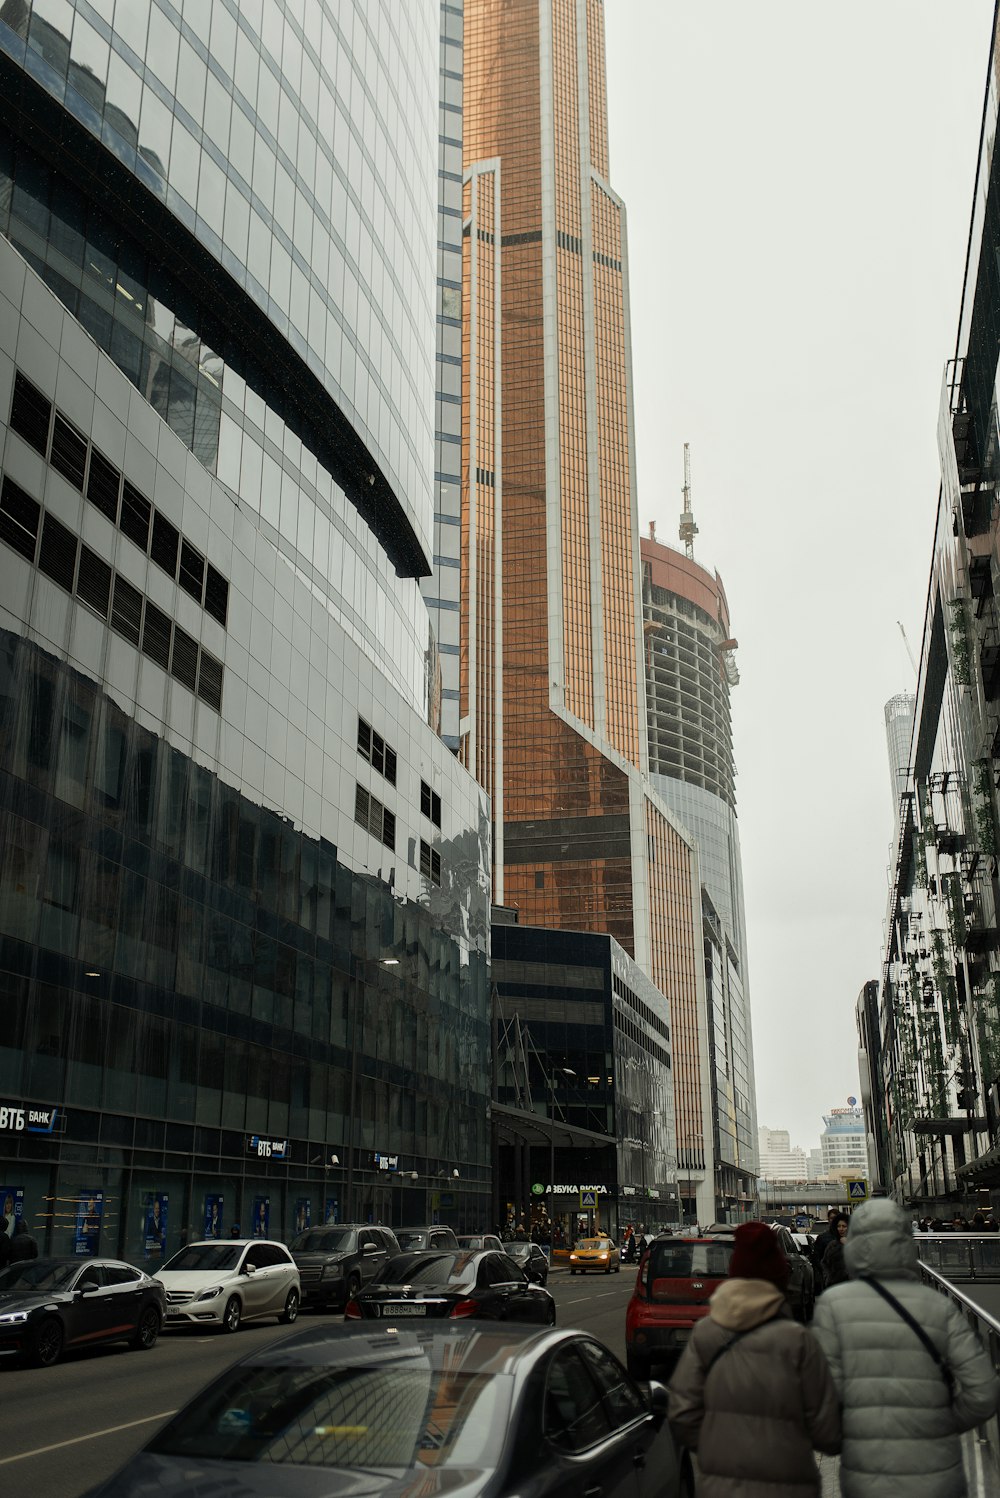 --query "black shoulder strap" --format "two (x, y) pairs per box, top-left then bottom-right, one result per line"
(703, 1327), (754, 1379)
(860, 1276), (954, 1394)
